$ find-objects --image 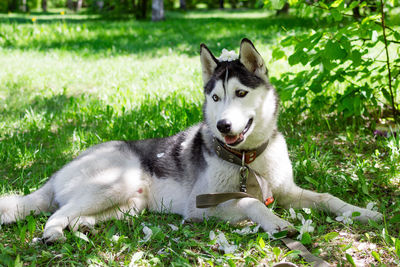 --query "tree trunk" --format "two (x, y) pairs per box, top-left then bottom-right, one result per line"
(138, 0), (148, 19)
(76, 0), (83, 11)
(67, 0), (73, 10)
(21, 0), (27, 12)
(152, 0), (164, 21)
(41, 0), (47, 12)
(219, 0), (224, 9)
(276, 2), (289, 15)
(180, 0), (186, 10)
